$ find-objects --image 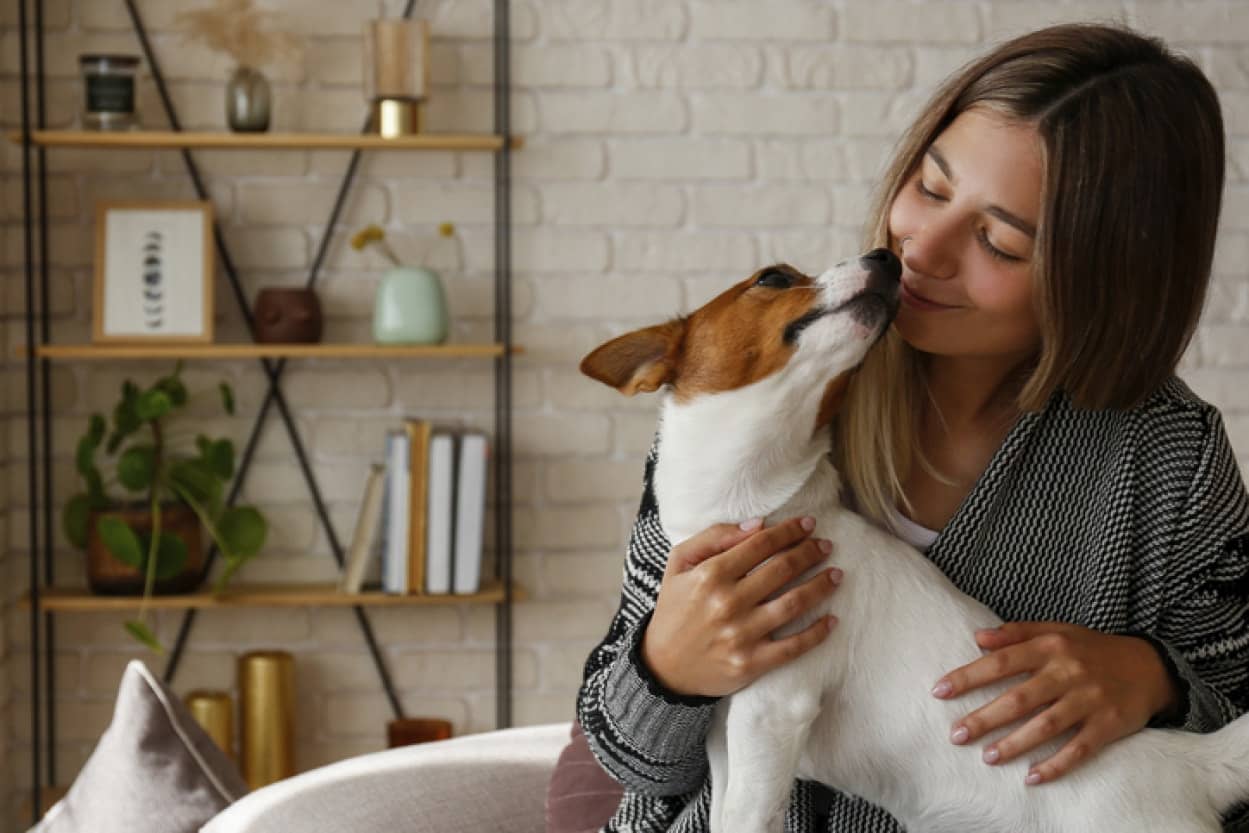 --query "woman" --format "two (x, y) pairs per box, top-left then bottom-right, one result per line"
(577, 22), (1249, 833)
